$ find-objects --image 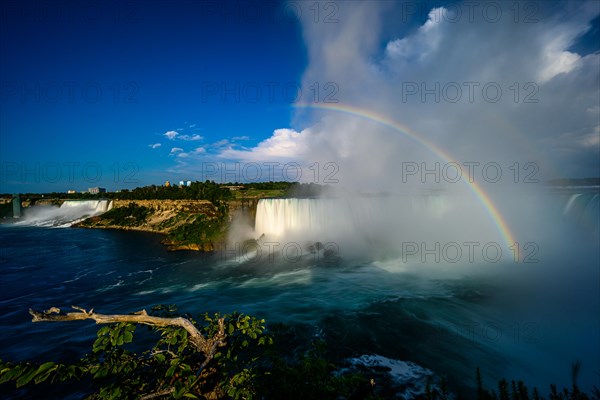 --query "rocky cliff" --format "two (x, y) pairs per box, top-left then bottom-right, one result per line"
(76, 199), (230, 251)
